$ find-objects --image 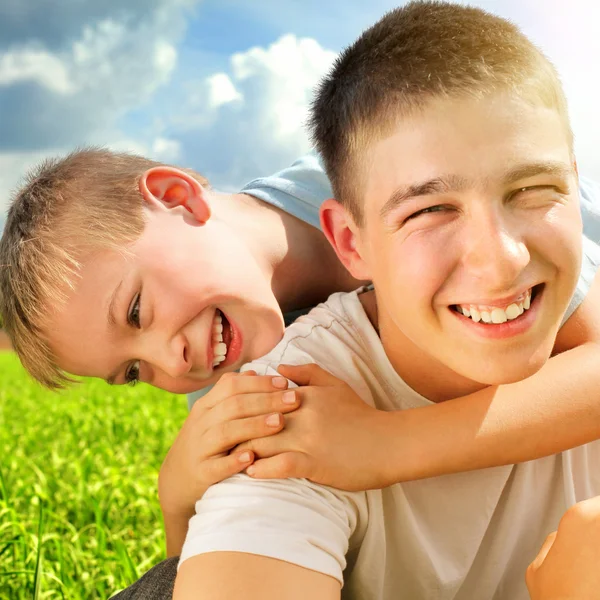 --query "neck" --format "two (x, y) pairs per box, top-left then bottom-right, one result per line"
(360, 290), (487, 403)
(211, 191), (360, 313)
